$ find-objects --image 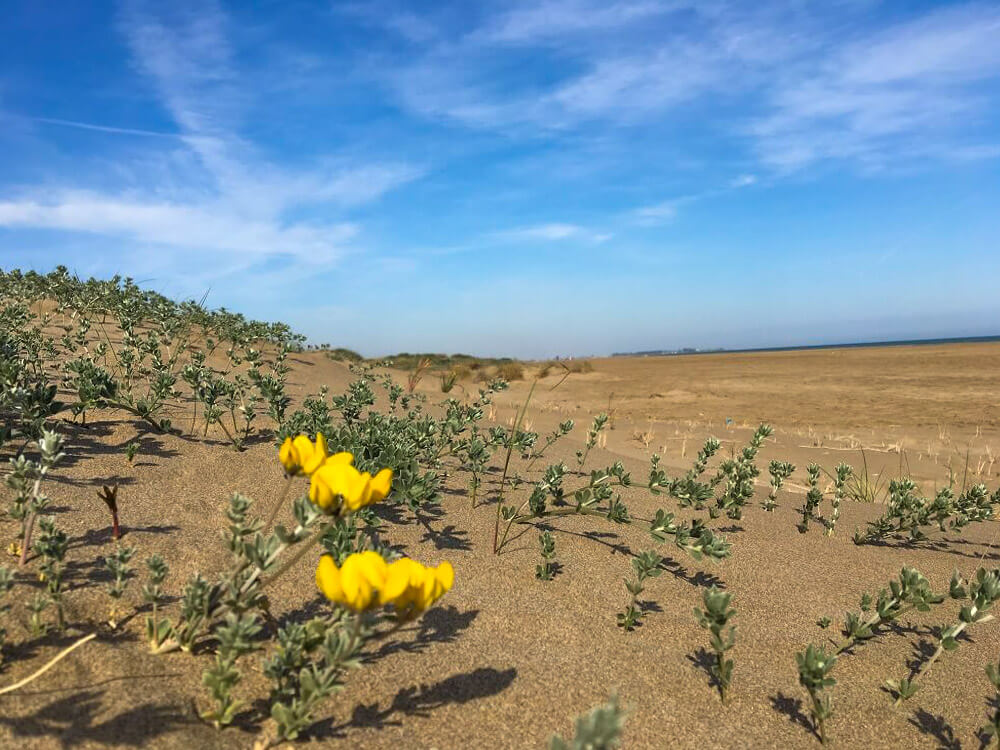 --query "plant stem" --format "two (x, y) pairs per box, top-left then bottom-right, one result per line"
(493, 381), (537, 554)
(0, 632), (97, 695)
(259, 526), (326, 592)
(833, 604), (914, 656)
(495, 475), (621, 553)
(896, 613), (989, 705)
(262, 477), (292, 531)
(19, 512), (37, 567)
